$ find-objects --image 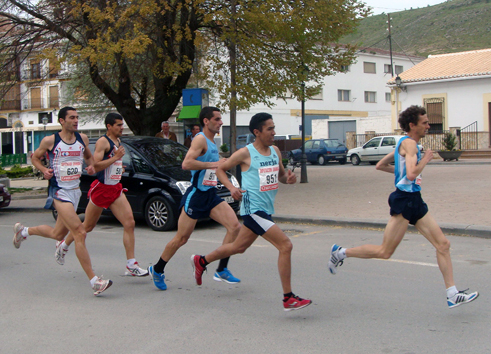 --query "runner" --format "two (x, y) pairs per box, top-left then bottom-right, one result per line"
(55, 113), (149, 277)
(13, 107), (112, 296)
(148, 106), (241, 290)
(191, 112), (312, 311)
(328, 105), (479, 309)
